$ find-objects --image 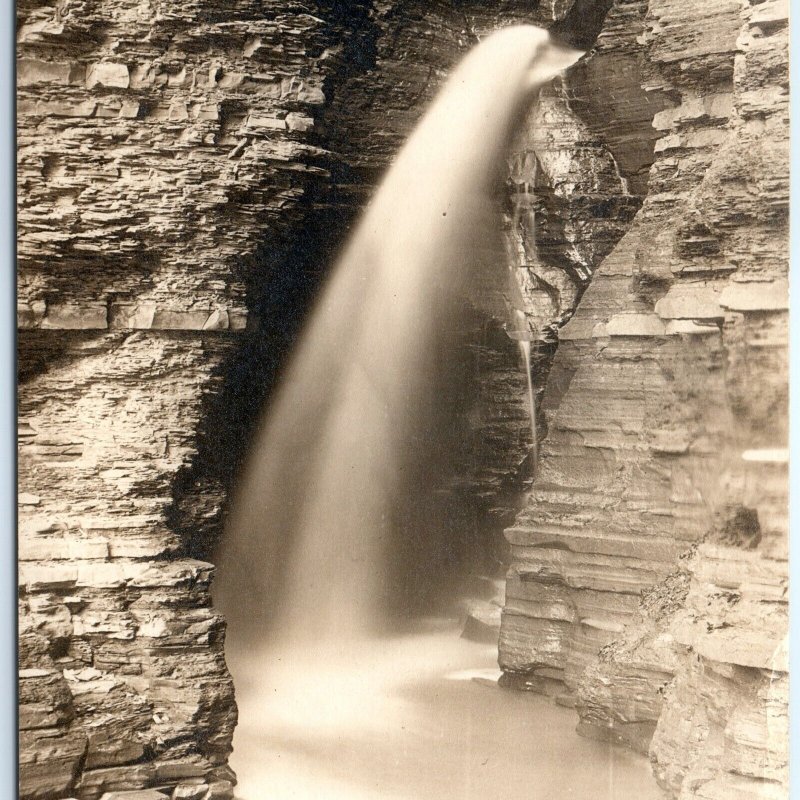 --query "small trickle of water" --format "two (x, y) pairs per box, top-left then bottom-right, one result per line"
(519, 336), (539, 478)
(506, 168), (541, 479)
